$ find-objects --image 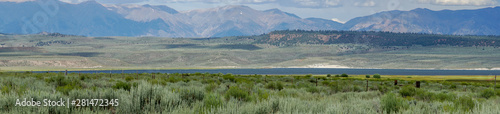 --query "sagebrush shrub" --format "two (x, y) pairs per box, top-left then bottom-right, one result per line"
(179, 88), (205, 105)
(454, 95), (475, 112)
(225, 86), (250, 101)
(112, 81), (131, 91)
(399, 85), (416, 97)
(205, 83), (218, 92)
(435, 91), (456, 102)
(307, 86), (320, 93)
(480, 88), (495, 99)
(223, 74), (235, 82)
(203, 93), (222, 110)
(414, 89), (435, 101)
(125, 76), (134, 82)
(265, 82), (284, 90)
(381, 92), (408, 113)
